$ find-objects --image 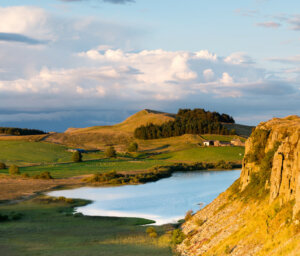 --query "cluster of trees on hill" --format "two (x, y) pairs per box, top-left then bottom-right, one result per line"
(0, 127), (46, 136)
(134, 108), (235, 140)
